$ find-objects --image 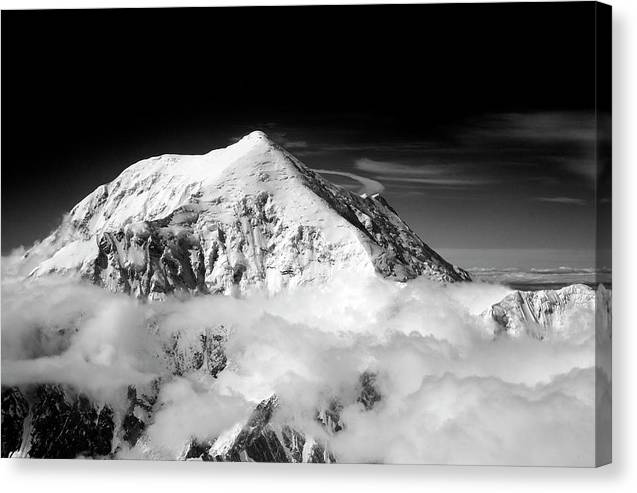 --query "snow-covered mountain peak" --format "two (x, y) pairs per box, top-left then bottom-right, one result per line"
(211, 130), (279, 162)
(237, 129), (273, 144)
(61, 132), (302, 234)
(23, 132), (471, 297)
